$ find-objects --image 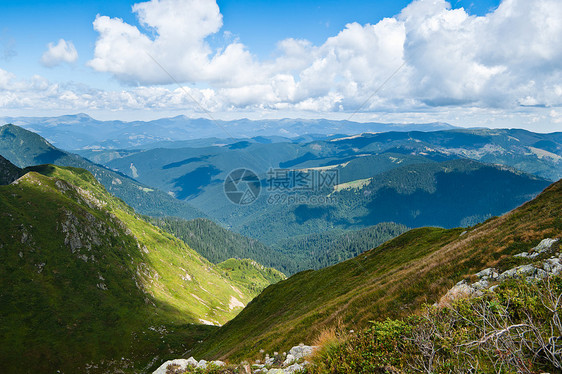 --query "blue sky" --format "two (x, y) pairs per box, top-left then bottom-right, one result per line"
(0, 0), (561, 132)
